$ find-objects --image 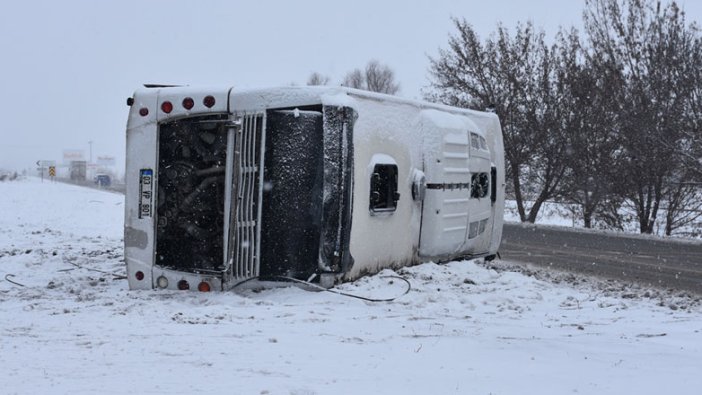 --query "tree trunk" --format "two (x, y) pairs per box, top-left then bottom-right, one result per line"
(583, 207), (593, 228)
(526, 189), (551, 223)
(511, 162), (527, 222)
